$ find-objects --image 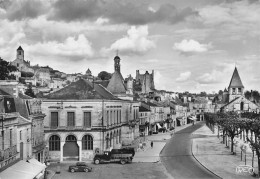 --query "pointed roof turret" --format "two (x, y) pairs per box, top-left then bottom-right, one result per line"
(228, 67), (244, 88)
(107, 71), (126, 94)
(17, 46), (23, 51)
(224, 88), (228, 92)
